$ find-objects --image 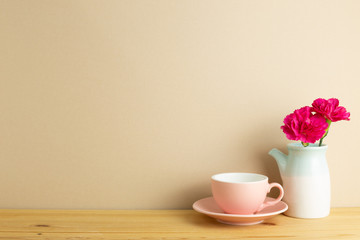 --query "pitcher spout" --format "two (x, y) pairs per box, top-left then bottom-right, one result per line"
(268, 148), (288, 177)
